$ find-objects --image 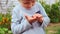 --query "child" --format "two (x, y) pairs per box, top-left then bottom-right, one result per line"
(11, 0), (50, 34)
